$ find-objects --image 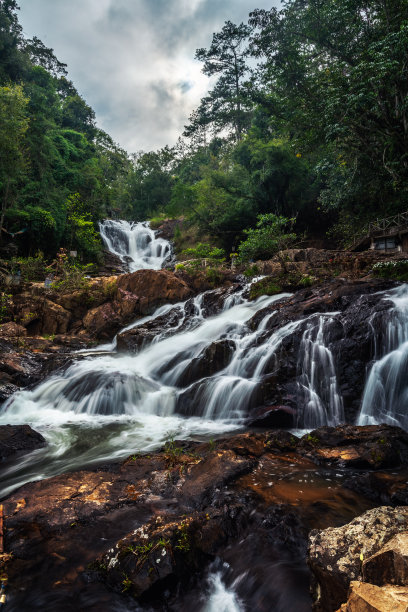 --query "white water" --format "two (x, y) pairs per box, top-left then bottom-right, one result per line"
(297, 315), (344, 428)
(99, 219), (172, 271)
(202, 571), (244, 612)
(358, 284), (408, 428)
(0, 289), (295, 497)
